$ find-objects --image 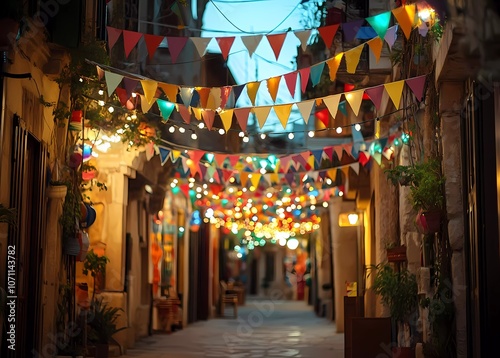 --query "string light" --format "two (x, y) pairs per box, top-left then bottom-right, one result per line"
(308, 131), (315, 138)
(219, 128), (225, 135)
(179, 127), (186, 133)
(288, 133), (294, 139)
(354, 123), (361, 131)
(169, 126), (175, 133)
(239, 131), (245, 137)
(260, 133), (266, 139)
(336, 127), (343, 134)
(191, 132), (198, 140)
(198, 122), (205, 129)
